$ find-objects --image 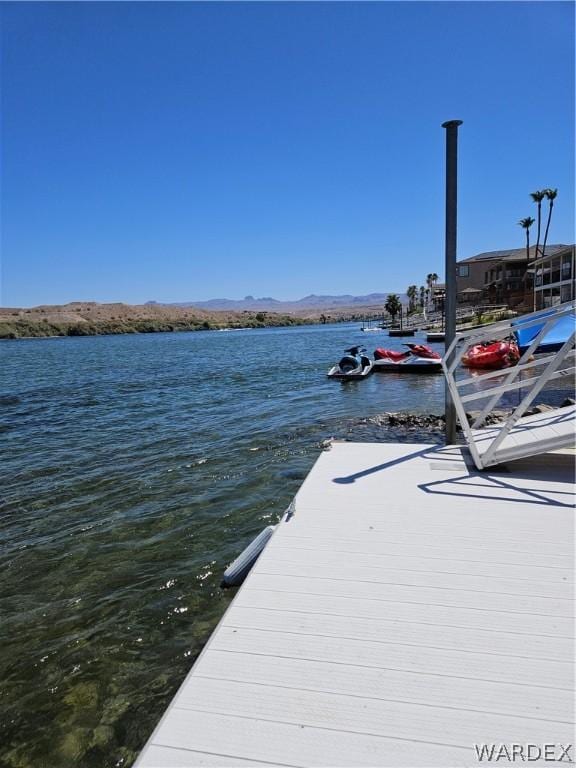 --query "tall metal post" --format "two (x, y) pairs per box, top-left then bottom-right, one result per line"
(442, 119), (463, 444)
